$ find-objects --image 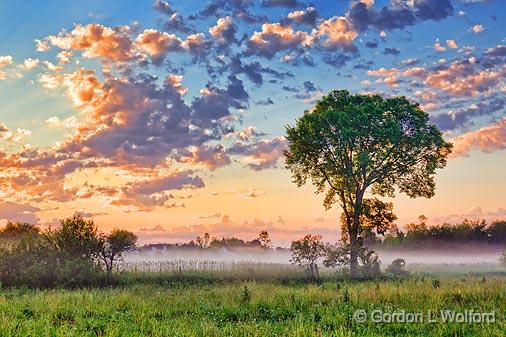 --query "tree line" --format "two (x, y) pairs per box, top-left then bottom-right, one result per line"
(0, 216), (136, 288)
(371, 217), (506, 249)
(138, 231), (285, 253)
